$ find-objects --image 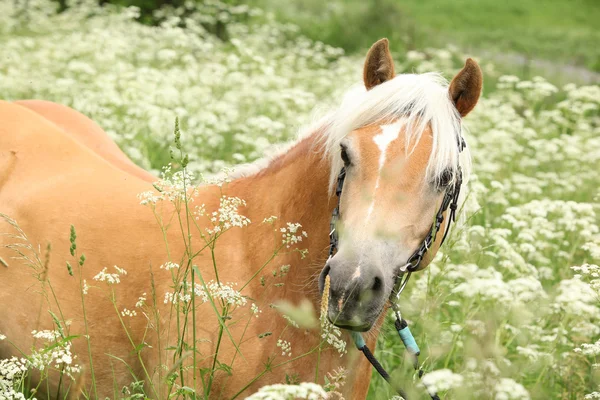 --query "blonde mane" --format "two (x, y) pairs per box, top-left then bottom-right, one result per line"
(231, 72), (471, 192)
